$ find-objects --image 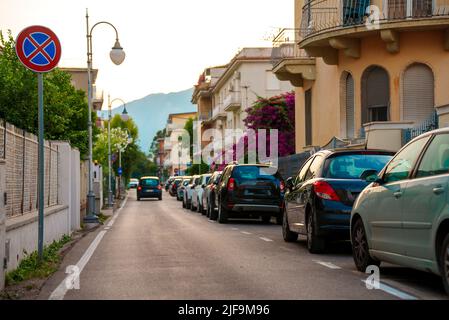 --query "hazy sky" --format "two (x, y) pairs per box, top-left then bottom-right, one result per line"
(0, 0), (293, 108)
